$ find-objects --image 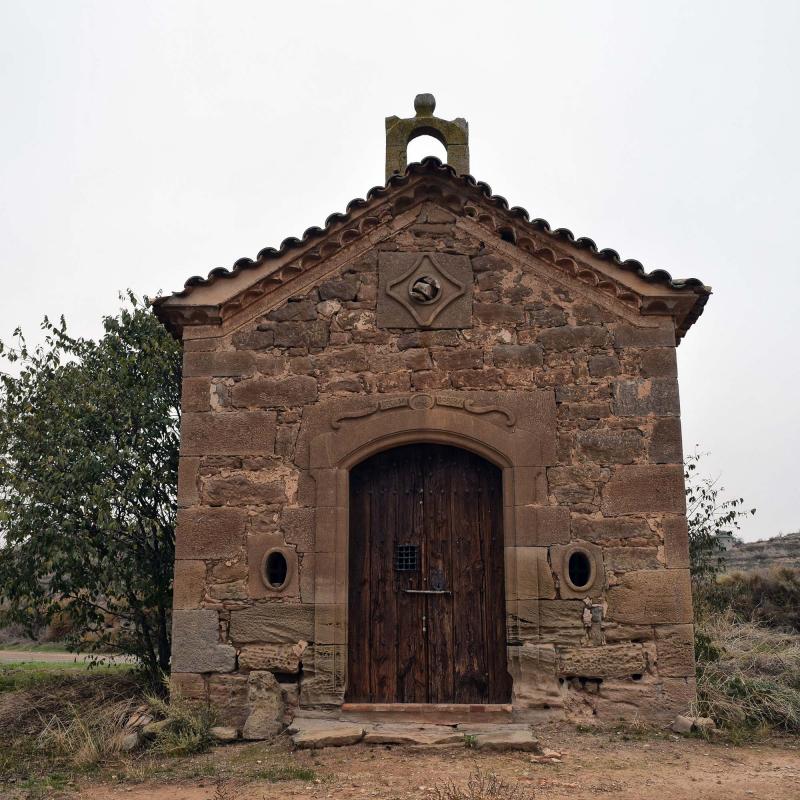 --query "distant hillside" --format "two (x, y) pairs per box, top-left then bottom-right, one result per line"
(721, 531), (800, 572)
